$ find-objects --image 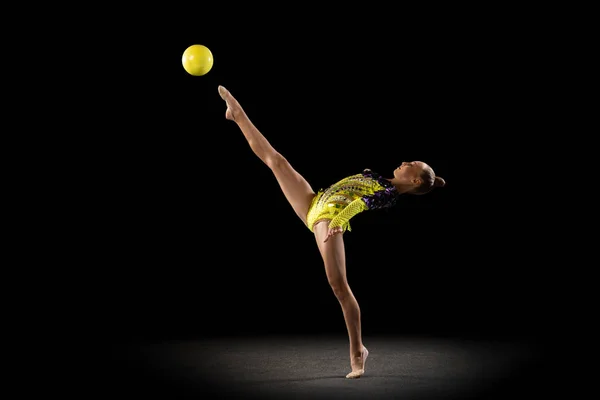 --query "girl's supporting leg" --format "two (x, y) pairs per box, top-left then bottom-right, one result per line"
(314, 220), (369, 378)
